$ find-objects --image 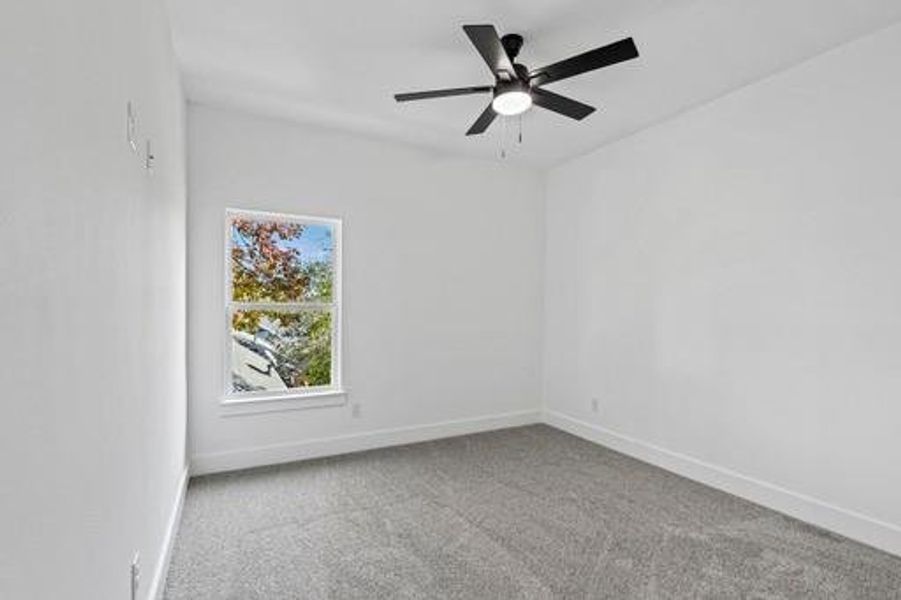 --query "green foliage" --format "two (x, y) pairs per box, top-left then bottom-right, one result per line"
(303, 260), (333, 302)
(302, 311), (332, 384)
